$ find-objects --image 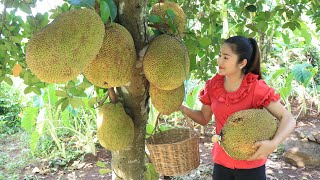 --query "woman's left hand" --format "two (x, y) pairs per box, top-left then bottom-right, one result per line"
(247, 140), (278, 161)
